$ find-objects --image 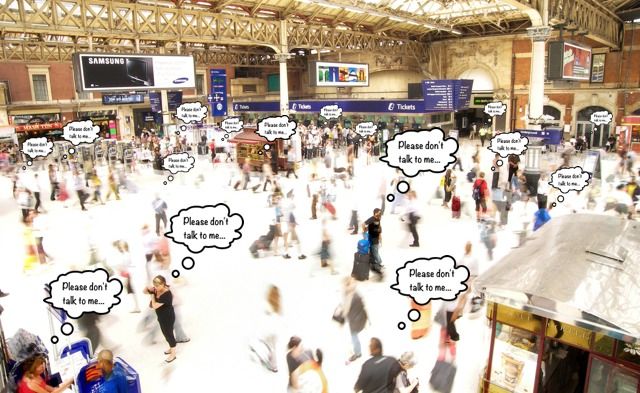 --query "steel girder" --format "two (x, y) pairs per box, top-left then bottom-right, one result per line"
(0, 0), (428, 60)
(506, 0), (623, 48)
(0, 39), (307, 67)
